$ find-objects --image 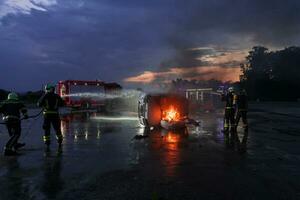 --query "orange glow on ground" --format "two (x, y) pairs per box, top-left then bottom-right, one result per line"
(165, 132), (180, 143)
